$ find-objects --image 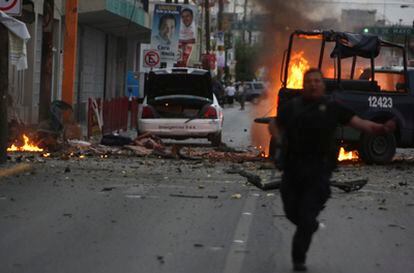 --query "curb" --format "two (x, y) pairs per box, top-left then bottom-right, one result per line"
(0, 163), (34, 178)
